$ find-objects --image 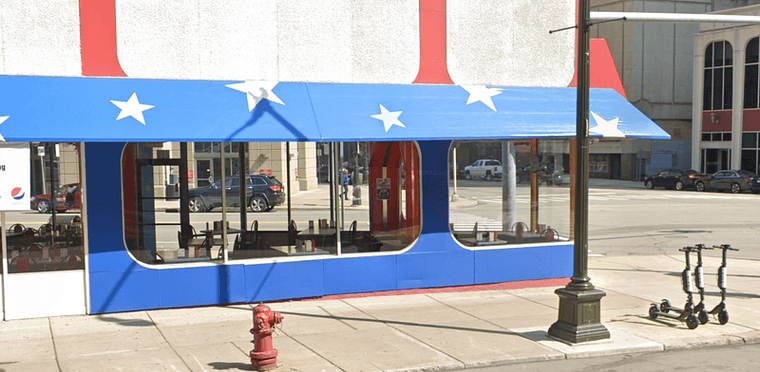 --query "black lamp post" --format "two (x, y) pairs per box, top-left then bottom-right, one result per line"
(548, 0), (610, 343)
